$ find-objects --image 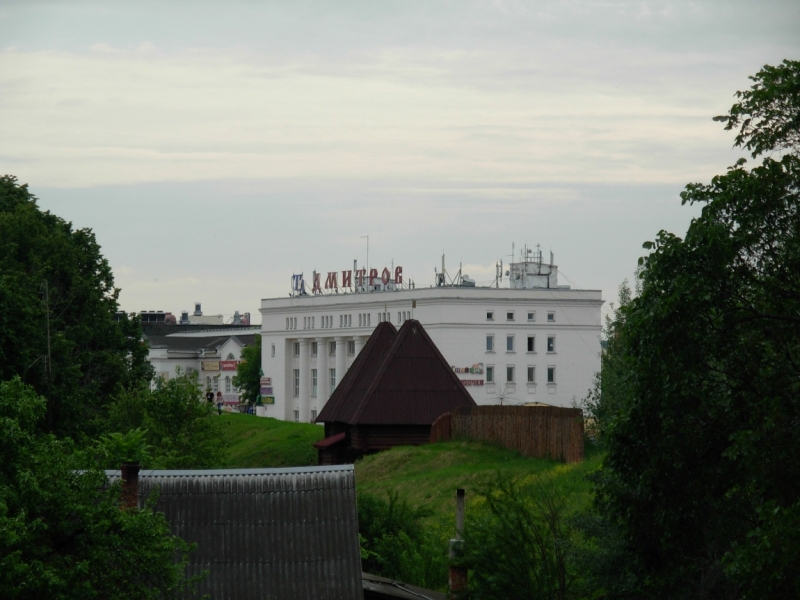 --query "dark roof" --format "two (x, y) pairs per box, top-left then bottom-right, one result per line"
(317, 319), (476, 426)
(146, 333), (257, 352)
(362, 572), (447, 600)
(106, 466), (363, 600)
